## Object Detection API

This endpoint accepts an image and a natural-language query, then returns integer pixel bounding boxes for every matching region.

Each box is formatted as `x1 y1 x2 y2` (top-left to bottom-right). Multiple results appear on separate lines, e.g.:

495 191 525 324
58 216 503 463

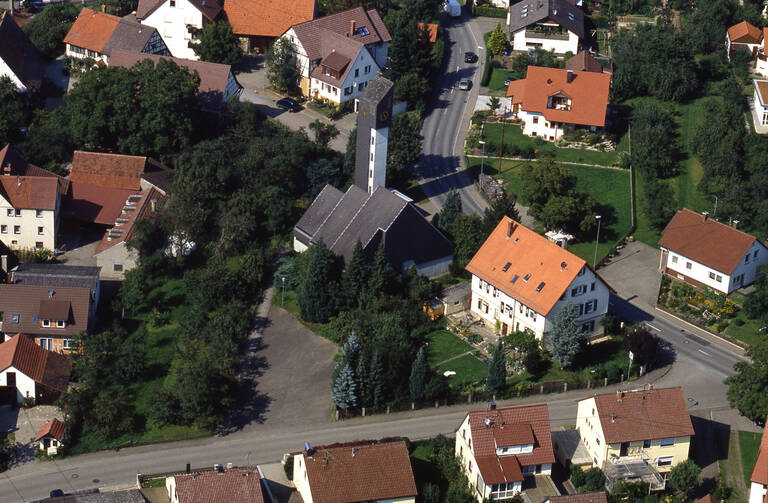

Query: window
35 242 43 249
370 153 374 161
686 262 692 270
11 240 16 246
371 135 375 145
333 87 338 95
657 456 673 466
37 226 43 235
56 320 65 328
114 263 124 272
36 210 43 218
582 320 595 332
39 339 52 350
364 65 371 74
595 436 600 445
14 209 19 217
344 86 353 95
755 250 759 259
11 314 18 323
478 299 483 309
660 437 675 447
585 299 597 314
5 209 12 217
170 0 175 6
13 226 19 234
42 319 50 327
716 274 722 282
643 439 652 448
746 254 750 264
591 282 595 291
0 225 6 234
671 256 678 264
468 460 472 472
355 68 359 77
532 116 539 124
571 285 587 297
709 272 716 280
578 267 586 276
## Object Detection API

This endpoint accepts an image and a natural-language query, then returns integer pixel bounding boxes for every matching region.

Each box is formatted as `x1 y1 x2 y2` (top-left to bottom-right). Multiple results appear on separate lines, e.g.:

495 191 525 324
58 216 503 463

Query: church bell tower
354 76 394 194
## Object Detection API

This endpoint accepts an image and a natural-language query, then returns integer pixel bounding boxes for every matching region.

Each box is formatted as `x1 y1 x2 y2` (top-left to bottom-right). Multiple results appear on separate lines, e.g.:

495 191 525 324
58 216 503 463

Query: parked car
276 97 299 112
458 79 472 90
464 51 479 63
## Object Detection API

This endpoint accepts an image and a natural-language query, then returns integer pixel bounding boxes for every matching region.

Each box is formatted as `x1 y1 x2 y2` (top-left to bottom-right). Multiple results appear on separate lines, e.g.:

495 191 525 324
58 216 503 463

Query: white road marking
646 324 661 332
698 349 711 356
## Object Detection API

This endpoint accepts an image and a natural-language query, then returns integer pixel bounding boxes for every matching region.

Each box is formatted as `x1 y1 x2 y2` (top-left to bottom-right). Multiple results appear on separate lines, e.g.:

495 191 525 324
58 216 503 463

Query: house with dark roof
505 66 611 141
166 466 267 503
455 404 555 501
658 208 768 295
282 7 390 103
0 283 96 353
0 10 46 92
136 0 222 59
0 334 71 404
466 217 611 340
293 440 417 503
750 420 768 503
575 387 694 491
565 50 611 74
36 417 65 454
63 8 169 64
9 263 101 314
507 0 583 54
293 184 453 277
108 50 242 113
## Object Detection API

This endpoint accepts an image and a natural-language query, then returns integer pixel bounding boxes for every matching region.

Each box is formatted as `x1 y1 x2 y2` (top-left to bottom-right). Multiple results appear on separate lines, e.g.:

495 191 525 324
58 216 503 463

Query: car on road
458 79 472 90
464 52 479 63
276 97 299 112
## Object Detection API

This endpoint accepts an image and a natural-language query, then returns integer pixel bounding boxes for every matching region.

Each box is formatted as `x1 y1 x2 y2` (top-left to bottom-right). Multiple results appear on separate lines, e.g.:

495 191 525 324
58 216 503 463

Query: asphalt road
415 14 488 215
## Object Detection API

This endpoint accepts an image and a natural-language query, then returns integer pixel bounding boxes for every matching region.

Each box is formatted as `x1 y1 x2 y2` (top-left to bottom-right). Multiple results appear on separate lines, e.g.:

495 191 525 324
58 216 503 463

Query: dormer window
42 319 50 328
547 94 571 111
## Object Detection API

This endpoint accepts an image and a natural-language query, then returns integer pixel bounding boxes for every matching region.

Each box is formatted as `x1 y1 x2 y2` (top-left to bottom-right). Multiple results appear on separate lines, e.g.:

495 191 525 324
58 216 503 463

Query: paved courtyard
597 240 662 306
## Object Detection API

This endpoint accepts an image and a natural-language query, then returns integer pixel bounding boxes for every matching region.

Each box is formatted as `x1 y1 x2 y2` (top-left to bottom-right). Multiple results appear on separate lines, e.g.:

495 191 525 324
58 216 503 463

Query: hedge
474 5 508 17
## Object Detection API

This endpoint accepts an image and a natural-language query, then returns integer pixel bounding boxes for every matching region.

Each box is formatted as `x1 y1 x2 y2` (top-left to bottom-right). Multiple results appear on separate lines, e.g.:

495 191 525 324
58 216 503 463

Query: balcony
604 454 666 492
525 29 570 41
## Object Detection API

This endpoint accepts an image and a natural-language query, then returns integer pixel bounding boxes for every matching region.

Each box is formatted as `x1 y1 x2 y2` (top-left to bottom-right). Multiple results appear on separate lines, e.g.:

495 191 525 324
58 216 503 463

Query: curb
653 306 747 351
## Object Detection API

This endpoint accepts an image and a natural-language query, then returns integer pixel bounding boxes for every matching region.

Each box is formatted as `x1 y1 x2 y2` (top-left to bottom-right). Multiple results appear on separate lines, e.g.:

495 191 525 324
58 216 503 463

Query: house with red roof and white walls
658 208 768 295
505 66 611 141
455 404 555 501
466 217 612 340
750 420 768 503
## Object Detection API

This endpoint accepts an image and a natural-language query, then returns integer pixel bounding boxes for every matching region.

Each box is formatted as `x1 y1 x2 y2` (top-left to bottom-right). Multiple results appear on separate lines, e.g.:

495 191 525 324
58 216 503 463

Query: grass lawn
538 335 630 384
468 157 632 263
438 354 488 387
488 68 516 91
740 430 763 487
726 311 764 347
271 288 338 342
719 429 748 503
481 122 624 166
427 330 474 366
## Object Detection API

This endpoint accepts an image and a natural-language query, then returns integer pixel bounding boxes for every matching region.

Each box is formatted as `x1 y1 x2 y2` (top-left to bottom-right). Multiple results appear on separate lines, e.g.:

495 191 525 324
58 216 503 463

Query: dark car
276 97 299 112
464 51 479 63
504 77 514 86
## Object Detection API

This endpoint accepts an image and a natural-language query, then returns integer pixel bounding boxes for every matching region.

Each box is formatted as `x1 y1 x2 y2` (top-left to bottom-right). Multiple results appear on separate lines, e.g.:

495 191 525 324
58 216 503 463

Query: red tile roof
728 20 761 44
751 422 768 485
70 151 146 191
658 208 764 275
290 7 390 61
0 176 59 210
301 440 417 503
584 387 695 444
0 145 70 195
565 51 608 74
35 418 65 442
173 468 265 503
94 187 165 254
137 0 221 22
466 217 599 316
549 492 607 503
65 182 136 225
0 334 71 392
223 0 316 37
465 404 555 484
505 66 611 128
63 8 120 53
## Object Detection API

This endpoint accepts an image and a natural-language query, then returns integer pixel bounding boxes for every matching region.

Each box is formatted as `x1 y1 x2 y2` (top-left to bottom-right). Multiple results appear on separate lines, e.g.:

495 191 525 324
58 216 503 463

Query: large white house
507 0 583 54
0 173 60 251
455 404 555 502
505 66 611 141
750 421 768 503
282 7 390 104
466 217 611 340
658 208 768 295
136 0 221 59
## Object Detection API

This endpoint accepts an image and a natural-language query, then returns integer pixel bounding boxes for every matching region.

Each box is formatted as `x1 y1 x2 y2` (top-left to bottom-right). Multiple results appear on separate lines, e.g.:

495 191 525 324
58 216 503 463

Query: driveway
235 56 354 154
597 240 662 306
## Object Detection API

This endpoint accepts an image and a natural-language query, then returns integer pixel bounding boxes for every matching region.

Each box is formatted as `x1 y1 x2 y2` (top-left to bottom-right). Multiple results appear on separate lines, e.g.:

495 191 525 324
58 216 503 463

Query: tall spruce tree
331 363 358 410
487 340 506 391
340 242 369 309
436 189 462 234
356 349 370 408
409 347 428 402
368 241 396 295
342 332 361 370
298 243 335 323
549 303 587 368
482 195 520 237
370 351 385 410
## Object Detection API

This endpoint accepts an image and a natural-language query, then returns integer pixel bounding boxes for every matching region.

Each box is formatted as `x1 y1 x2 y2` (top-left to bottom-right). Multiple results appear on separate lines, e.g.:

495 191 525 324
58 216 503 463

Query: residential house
0 334 71 404
507 0 583 54
565 50 611 74
455 404 555 501
166 466 267 503
726 20 762 57
8 263 101 315
32 489 147 503
293 440 417 503
546 493 607 503
224 0 317 53
466 217 612 340
108 49 242 114
575 387 694 490
63 8 169 64
0 171 61 251
136 0 221 59
293 184 454 277
0 283 95 352
752 79 768 132
658 208 768 295
282 7 390 102
749 420 768 503
35 417 65 454
505 66 611 141
0 10 46 91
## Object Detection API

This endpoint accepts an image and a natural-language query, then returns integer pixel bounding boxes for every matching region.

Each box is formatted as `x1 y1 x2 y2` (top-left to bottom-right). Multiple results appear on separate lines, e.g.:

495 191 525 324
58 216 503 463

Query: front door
6 372 15 388
620 442 629 456
535 464 542 474
502 323 508 336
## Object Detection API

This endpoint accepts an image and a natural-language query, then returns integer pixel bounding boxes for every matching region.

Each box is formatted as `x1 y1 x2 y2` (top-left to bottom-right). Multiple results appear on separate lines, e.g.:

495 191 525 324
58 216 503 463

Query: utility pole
479 140 487 177
713 195 719 219
498 114 506 173
593 215 602 269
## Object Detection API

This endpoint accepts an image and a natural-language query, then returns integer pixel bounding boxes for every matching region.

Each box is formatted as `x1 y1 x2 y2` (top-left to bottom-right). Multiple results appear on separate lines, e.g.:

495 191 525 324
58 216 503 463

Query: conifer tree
356 349 370 408
368 241 397 295
298 243 335 323
370 351 385 410
340 242 369 309
409 347 428 402
436 189 462 234
487 340 507 391
549 303 587 368
331 363 357 410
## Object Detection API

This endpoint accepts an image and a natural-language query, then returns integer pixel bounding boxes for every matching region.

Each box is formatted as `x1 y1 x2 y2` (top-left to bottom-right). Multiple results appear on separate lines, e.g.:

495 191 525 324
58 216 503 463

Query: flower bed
658 275 738 333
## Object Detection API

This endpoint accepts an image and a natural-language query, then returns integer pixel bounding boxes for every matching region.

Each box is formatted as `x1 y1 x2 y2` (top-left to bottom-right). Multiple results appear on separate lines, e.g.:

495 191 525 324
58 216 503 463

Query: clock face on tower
379 111 390 123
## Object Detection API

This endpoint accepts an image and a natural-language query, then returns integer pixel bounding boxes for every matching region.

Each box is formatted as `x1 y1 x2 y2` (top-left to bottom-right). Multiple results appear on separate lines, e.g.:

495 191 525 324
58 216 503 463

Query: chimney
304 442 314 457
702 211 709 222
101 3 105 12
610 413 615 423
150 198 157 212
185 463 191 474
3 163 11 176
616 390 623 402
0 255 6 275
351 447 356 457
350 19 356 37
566 69 575 83
732 219 740 229
647 383 653 391
16 176 21 187
48 289 54 298
138 18 142 33
489 401 496 410
506 220 514 238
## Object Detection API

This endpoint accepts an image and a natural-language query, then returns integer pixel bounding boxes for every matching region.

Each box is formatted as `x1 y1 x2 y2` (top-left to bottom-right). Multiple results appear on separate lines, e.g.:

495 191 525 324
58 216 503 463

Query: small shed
35 418 65 455
441 282 471 315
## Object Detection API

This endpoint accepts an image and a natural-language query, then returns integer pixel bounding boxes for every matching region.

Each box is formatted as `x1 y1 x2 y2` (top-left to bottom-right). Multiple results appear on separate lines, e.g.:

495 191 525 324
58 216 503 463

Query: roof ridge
677 207 758 240
311 185 354 241
330 187 373 250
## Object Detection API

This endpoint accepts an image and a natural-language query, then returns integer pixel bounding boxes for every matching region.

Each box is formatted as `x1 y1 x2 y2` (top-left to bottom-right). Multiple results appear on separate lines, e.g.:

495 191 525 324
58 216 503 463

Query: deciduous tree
308 120 339 149
22 3 81 57
726 337 768 422
0 77 28 146
667 459 701 494
193 20 242 65
487 22 507 55
265 37 299 94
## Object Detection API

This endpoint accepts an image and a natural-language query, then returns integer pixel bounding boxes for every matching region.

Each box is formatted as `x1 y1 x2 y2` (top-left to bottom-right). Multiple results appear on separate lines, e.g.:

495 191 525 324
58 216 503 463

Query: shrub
467 333 483 344
283 455 294 480
583 467 606 491
604 361 621 381
570 466 586 488
733 318 745 326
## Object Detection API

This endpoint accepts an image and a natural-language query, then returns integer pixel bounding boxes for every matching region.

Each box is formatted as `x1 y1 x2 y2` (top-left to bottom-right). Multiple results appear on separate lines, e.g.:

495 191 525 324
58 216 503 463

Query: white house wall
0 201 57 251
141 0 203 59
576 397 604 466
751 481 768 503
511 28 579 54
0 58 25 91
0 365 36 403
95 242 138 279
310 48 380 104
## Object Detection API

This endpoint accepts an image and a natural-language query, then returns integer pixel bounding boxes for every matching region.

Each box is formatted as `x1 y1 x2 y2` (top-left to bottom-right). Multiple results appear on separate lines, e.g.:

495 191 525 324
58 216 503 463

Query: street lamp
281 276 286 306
479 140 486 177
713 195 719 219
593 215 602 269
